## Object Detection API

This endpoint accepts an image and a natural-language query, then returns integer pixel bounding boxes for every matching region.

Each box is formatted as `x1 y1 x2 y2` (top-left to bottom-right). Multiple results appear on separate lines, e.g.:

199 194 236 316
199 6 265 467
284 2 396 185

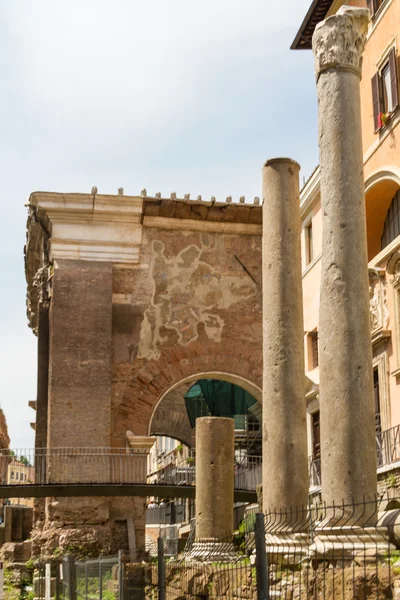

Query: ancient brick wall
112 225 263 446
26 194 263 556
48 259 112 449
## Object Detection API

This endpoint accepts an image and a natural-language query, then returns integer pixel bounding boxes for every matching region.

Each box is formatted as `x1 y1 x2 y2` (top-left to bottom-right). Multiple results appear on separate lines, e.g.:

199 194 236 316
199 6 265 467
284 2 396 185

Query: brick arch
149 381 195 447
113 340 262 445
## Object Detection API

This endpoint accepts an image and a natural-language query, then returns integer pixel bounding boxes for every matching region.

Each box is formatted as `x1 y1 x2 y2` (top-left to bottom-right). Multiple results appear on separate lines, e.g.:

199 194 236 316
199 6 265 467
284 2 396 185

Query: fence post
84 559 88 600
0 561 4 600
255 513 269 600
118 550 124 600
55 561 60 600
99 555 103 600
157 536 166 600
65 555 77 600
45 563 51 600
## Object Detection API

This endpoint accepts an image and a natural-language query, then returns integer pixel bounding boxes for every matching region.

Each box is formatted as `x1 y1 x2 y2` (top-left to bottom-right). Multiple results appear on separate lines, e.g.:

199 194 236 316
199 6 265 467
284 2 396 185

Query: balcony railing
309 457 321 488
308 424 400 490
376 424 400 468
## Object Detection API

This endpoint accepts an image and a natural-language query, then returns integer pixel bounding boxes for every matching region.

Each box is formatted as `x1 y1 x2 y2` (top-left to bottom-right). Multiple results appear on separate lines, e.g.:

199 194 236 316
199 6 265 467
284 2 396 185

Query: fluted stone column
191 417 235 559
262 158 308 514
312 7 377 506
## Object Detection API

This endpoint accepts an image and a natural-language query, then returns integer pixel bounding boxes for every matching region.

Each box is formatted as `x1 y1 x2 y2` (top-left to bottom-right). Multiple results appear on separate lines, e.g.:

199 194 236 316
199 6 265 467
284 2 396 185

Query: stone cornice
28 191 143 265
143 215 262 235
312 6 370 80
25 191 144 331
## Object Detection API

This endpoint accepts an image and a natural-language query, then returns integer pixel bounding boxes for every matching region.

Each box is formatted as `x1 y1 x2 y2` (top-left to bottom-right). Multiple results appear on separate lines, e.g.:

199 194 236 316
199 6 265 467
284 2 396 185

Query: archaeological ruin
1 2 396 598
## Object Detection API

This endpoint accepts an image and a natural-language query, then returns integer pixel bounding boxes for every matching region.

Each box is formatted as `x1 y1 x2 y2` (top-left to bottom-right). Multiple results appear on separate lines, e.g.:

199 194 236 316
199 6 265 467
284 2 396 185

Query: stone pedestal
191 417 235 560
312 6 377 509
261 158 308 514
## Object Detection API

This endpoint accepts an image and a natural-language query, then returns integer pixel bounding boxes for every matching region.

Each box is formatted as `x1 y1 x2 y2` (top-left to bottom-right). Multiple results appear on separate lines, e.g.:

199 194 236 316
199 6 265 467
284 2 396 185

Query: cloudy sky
0 0 318 449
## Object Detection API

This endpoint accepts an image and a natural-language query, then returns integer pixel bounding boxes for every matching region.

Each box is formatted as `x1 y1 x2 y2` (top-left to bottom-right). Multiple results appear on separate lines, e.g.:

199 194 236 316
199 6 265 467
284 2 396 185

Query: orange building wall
301 0 400 436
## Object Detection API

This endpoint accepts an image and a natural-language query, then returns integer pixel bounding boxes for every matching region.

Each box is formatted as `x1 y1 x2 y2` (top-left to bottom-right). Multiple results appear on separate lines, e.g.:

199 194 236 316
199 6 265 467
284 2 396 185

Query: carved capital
312 6 369 80
33 265 50 309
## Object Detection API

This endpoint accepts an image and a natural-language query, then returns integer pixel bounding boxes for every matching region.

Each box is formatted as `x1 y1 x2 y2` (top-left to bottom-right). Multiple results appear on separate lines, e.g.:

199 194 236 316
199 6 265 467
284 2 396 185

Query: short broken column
312 7 377 507
191 416 235 559
262 158 309 515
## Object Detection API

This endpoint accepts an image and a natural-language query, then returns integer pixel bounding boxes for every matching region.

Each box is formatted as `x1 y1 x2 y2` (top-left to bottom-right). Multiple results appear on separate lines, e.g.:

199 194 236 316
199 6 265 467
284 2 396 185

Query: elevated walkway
0 448 260 502
0 483 256 502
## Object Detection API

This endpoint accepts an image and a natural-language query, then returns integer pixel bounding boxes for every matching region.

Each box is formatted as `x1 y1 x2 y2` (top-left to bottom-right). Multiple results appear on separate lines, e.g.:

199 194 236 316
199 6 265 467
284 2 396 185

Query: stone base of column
186 539 238 562
308 526 395 561
265 527 394 564
265 532 310 566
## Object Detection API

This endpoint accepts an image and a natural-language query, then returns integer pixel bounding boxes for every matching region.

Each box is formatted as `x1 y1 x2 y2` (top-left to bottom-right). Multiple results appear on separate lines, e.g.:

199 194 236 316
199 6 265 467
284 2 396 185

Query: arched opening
365 168 400 260
149 374 262 457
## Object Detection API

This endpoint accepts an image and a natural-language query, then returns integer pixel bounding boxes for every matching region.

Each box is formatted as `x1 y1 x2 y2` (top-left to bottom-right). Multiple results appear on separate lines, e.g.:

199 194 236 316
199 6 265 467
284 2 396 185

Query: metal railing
234 455 262 491
309 456 321 488
1 448 149 486
376 423 400 468
308 424 400 490
0 448 262 491
6 428 400 495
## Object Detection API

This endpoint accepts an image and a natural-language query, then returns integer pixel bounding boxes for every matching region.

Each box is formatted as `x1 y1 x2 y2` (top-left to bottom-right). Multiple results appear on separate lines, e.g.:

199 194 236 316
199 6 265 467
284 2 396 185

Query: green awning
184 379 257 428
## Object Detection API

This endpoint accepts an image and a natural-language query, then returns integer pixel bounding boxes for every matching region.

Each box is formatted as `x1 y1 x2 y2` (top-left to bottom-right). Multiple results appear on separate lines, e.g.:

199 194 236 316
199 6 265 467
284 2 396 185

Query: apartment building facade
293 0 400 491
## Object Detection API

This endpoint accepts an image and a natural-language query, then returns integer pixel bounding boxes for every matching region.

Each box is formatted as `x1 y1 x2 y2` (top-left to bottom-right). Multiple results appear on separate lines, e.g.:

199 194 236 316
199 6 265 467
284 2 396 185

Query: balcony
308 424 400 490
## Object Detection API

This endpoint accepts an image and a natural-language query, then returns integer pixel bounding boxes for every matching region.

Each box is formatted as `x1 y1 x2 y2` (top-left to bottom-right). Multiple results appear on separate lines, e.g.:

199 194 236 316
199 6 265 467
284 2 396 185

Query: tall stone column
312 7 377 506
262 158 308 514
191 417 235 559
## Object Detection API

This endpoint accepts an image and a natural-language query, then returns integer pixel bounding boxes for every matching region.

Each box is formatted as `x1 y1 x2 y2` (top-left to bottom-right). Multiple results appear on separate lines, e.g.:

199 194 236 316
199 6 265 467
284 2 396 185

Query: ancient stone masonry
190 417 235 560
312 6 377 507
24 205 51 334
261 158 308 515
24 191 263 556
111 201 263 445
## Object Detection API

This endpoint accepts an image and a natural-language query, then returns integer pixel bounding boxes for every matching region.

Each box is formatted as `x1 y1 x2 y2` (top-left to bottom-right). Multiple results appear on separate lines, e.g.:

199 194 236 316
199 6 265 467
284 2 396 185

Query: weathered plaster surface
111 227 262 443
138 236 257 360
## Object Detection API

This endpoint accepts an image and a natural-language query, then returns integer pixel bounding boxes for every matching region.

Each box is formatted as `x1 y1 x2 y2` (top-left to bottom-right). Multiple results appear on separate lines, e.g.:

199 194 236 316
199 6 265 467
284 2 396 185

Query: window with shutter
382 63 394 112
372 48 399 132
389 48 399 111
371 73 382 132
371 0 389 15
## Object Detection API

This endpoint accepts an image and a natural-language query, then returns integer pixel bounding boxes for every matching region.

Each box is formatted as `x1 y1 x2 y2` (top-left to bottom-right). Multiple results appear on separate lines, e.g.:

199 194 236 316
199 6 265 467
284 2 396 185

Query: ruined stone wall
48 259 112 449
28 199 263 557
112 225 263 445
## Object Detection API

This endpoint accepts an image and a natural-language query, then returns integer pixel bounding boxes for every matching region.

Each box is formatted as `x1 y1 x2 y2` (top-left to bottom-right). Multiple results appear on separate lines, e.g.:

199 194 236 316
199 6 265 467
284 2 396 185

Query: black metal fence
32 496 400 599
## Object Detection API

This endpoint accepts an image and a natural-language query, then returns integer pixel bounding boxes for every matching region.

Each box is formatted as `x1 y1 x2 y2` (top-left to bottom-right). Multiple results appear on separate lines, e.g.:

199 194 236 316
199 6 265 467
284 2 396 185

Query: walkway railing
0 448 262 492
5 427 400 496
2 448 149 486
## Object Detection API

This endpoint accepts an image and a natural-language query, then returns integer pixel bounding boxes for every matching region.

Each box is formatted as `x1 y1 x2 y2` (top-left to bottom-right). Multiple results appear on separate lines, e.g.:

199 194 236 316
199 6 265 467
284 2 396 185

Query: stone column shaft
193 417 234 558
312 7 377 506
262 158 308 513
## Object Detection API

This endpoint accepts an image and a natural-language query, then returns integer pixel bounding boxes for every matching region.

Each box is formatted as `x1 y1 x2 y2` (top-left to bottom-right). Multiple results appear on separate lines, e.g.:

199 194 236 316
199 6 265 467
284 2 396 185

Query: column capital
312 6 369 80
126 431 156 453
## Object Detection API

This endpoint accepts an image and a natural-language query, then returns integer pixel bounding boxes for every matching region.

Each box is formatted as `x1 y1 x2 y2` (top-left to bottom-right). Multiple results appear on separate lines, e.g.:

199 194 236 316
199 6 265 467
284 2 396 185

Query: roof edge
291 0 335 50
